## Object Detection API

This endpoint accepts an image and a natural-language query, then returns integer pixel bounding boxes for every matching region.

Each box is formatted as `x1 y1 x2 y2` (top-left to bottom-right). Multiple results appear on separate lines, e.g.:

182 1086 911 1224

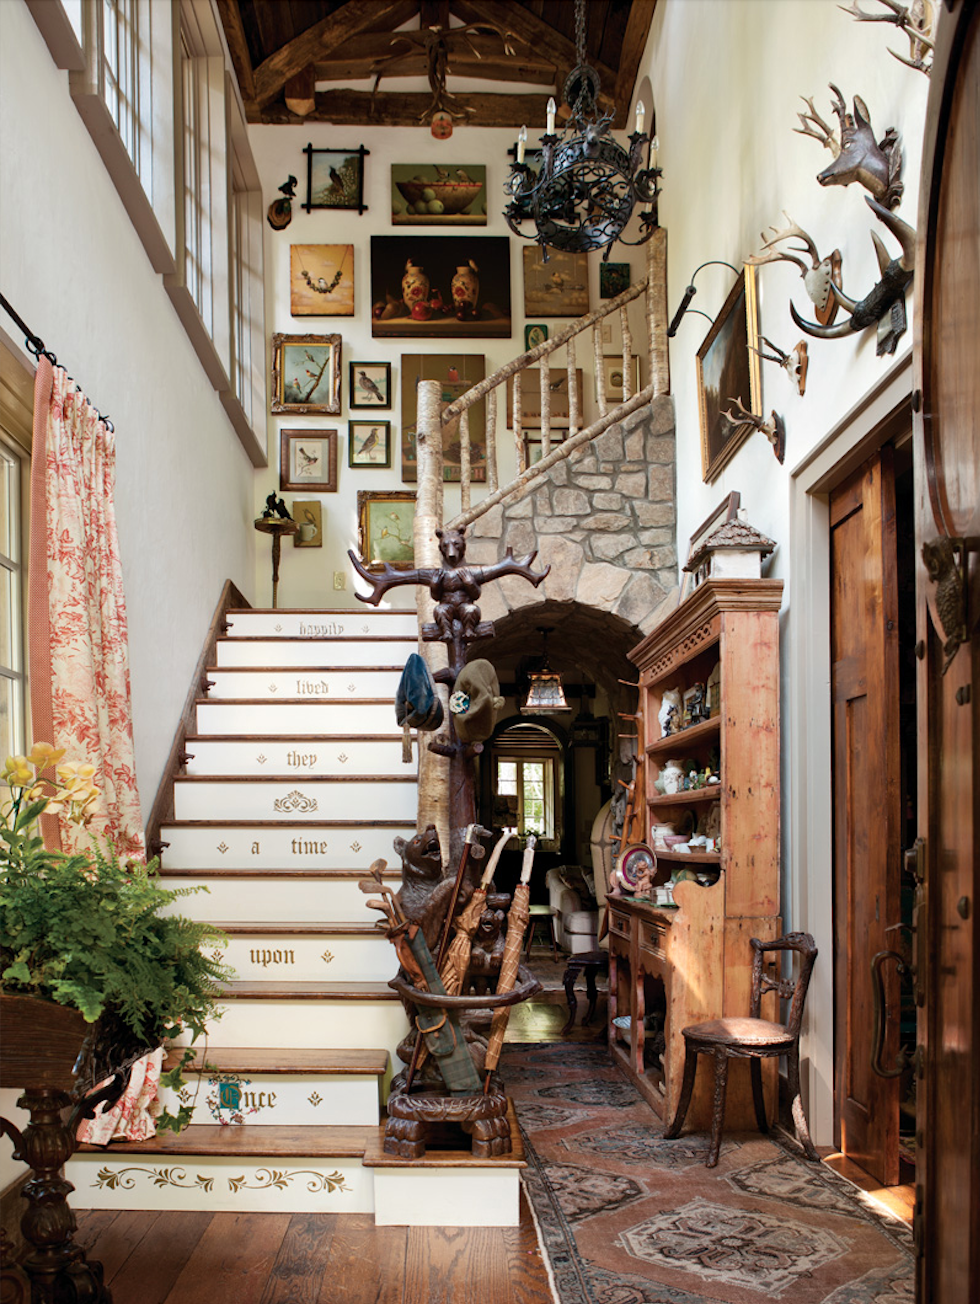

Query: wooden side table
254 516 299 608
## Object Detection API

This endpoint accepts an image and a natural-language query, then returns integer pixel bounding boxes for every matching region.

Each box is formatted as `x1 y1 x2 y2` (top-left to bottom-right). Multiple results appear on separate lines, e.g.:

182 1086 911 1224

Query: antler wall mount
795 84 904 209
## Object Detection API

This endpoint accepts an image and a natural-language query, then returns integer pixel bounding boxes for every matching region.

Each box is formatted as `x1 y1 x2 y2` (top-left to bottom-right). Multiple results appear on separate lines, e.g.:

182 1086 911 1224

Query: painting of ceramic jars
370 236 512 338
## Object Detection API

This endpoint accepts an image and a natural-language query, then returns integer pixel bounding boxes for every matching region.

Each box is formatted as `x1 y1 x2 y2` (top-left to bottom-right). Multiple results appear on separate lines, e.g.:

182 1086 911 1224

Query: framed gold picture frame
279 428 338 493
357 490 416 571
271 333 342 414
696 266 762 482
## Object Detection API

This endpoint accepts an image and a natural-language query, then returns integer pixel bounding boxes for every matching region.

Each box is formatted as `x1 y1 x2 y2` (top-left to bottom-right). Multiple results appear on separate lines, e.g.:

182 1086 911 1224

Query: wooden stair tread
174 775 417 785
362 1103 525 1170
211 920 383 935
196 697 395 706
217 635 415 643
221 980 398 1000
183 733 408 742
76 1124 376 1158
160 819 411 828
156 867 400 880
163 1047 389 1075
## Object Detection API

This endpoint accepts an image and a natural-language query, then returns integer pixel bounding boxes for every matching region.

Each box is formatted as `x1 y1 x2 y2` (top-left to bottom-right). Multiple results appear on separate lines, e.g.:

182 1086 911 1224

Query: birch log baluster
486 387 498 492
621 307 634 401
484 836 536 1088
649 227 670 396
513 366 525 473
567 339 579 436
594 323 607 417
459 407 471 513
539 360 551 459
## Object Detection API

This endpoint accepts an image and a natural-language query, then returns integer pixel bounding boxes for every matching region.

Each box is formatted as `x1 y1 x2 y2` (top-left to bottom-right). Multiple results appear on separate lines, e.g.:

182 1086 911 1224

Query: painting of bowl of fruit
391 164 486 225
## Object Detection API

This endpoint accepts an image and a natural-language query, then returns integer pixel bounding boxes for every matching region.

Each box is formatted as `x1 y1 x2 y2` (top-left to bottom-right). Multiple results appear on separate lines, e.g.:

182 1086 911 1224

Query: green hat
450 659 504 744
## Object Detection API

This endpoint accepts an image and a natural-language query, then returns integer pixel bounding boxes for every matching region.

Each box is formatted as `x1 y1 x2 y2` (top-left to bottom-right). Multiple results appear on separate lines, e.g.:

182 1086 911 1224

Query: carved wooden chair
664 932 819 1168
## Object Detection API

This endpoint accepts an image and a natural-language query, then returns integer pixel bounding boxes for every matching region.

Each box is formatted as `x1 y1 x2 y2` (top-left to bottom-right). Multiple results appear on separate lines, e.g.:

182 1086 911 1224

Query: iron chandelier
503 0 661 261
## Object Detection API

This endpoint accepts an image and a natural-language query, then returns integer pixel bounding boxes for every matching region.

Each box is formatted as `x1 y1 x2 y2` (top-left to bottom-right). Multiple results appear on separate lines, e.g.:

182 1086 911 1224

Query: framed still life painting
290 245 354 317
357 490 416 571
271 334 341 414
391 163 487 226
696 266 762 482
371 236 511 339
279 428 338 493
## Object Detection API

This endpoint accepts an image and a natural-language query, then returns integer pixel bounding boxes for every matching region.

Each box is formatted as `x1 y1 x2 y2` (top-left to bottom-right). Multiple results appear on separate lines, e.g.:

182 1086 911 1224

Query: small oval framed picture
349 420 392 468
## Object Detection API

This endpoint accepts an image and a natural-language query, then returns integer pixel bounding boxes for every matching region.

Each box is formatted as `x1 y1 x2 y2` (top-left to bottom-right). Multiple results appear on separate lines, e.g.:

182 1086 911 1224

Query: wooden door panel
831 451 901 1184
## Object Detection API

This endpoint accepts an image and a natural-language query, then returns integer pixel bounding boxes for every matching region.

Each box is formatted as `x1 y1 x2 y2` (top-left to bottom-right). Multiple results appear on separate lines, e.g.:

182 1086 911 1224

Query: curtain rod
0 291 113 431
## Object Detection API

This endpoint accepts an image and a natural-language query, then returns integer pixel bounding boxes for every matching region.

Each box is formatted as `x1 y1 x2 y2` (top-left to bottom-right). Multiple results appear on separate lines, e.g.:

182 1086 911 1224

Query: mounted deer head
803 85 904 209
751 337 809 396
745 214 842 326
839 0 935 77
721 397 786 465
789 197 915 355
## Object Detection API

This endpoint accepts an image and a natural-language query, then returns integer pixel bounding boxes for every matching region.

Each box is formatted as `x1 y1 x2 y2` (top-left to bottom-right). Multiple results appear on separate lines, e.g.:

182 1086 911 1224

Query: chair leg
548 912 560 963
787 1047 819 1161
750 1058 769 1134
706 1050 729 1168
664 1045 698 1139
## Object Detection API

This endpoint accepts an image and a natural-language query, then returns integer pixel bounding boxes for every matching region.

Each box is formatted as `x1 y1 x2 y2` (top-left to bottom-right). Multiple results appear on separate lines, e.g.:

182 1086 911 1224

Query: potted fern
0 743 231 1130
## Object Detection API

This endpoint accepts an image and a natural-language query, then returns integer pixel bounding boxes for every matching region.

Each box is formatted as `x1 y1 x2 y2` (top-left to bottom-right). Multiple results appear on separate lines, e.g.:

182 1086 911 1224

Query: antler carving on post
745 214 843 327
789 196 915 355
750 337 809 396
721 397 786 465
839 0 935 76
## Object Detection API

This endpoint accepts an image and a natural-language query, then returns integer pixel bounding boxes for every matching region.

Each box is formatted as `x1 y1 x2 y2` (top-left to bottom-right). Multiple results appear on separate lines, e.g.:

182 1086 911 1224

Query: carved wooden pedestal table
254 516 299 608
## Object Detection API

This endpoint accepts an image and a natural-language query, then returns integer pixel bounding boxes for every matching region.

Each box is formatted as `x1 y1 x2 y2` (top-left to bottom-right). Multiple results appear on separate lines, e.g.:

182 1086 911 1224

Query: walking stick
483 835 536 1090
404 823 490 1092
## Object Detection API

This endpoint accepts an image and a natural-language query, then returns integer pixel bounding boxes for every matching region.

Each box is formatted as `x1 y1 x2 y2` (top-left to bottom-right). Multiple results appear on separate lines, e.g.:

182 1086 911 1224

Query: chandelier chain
574 0 587 68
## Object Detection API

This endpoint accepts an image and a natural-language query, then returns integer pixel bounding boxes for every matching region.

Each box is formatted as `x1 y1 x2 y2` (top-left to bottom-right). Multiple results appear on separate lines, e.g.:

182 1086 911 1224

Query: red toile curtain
27 356 144 858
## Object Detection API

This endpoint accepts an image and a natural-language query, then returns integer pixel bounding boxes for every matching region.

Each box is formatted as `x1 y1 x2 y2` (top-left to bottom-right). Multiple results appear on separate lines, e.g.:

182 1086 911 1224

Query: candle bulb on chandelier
635 101 645 135
546 97 556 134
517 125 527 164
651 135 660 168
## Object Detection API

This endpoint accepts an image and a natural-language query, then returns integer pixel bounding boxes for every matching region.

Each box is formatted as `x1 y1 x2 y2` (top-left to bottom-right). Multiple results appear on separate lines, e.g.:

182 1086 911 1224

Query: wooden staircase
65 607 524 1225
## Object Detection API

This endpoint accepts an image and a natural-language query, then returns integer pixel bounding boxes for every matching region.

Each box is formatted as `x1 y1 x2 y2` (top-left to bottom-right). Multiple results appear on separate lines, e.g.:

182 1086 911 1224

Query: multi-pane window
0 434 26 762
495 757 554 840
101 0 142 173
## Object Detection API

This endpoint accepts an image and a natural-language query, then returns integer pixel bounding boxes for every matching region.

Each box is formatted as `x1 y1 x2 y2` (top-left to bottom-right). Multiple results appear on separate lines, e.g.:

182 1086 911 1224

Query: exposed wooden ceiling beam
613 0 657 124
214 0 255 103
252 0 418 107
250 89 553 130
285 66 316 118
450 0 617 95
314 33 556 87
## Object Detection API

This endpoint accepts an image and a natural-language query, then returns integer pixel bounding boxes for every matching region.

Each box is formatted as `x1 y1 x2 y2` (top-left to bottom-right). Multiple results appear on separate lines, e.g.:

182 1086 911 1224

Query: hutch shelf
609 577 784 1128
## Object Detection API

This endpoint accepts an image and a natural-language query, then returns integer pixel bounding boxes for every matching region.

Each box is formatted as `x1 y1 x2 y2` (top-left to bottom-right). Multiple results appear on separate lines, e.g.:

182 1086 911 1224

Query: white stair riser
158 877 395 921
157 1073 381 1127
196 701 394 734
184 739 412 777
66 1154 373 1214
225 611 416 638
183 1000 407 1065
159 823 413 870
173 780 417 823
205 669 402 700
373 1168 520 1227
220 933 392 983
216 639 416 668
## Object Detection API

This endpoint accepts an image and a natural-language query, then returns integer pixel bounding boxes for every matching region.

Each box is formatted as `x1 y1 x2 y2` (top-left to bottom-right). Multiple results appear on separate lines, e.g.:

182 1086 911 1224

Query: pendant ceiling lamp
520 628 572 715
504 0 661 260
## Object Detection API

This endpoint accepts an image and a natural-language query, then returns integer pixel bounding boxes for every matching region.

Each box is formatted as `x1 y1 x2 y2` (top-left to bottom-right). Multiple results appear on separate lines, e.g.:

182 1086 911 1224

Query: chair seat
681 1016 795 1052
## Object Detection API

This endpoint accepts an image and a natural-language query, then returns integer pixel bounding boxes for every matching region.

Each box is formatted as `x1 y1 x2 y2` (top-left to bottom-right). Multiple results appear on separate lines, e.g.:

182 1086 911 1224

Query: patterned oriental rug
498 1042 913 1304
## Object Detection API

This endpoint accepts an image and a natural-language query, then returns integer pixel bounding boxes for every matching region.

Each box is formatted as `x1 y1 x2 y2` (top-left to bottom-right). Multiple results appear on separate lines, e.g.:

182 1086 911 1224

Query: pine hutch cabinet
609 577 784 1128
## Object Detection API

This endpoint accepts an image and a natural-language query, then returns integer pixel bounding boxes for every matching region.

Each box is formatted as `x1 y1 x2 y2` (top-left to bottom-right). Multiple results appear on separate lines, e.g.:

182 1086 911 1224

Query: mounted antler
745 214 842 326
794 96 840 154
839 0 935 76
721 397 786 465
790 197 915 355
804 84 904 209
750 337 809 396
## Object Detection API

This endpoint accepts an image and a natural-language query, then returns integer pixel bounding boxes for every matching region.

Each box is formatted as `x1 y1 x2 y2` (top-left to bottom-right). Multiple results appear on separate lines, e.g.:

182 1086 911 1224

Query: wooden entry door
913 2 980 1299
830 448 902 1185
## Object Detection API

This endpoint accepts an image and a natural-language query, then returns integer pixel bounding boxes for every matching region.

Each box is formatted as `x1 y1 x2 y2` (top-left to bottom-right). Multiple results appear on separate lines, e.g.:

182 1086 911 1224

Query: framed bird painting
279 429 338 493
349 421 391 468
271 334 341 414
349 362 392 409
290 245 354 317
302 144 369 214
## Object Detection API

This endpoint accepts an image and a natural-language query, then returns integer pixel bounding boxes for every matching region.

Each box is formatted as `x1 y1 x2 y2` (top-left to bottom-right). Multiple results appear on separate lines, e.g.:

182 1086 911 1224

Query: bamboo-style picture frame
271 334 341 414
357 490 416 571
279 428 338 493
696 266 762 482
302 144 369 214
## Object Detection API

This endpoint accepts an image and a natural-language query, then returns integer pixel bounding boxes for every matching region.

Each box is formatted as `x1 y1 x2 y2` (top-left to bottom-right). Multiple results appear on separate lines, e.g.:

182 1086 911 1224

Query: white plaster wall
0 1 257 823
248 122 651 611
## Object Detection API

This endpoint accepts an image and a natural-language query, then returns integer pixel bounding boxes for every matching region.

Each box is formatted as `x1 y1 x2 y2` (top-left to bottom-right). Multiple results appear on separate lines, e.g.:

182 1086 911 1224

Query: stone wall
466 395 677 638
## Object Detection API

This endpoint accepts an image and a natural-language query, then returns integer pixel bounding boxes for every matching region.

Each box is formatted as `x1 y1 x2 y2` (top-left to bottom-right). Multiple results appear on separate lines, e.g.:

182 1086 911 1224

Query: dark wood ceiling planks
217 0 657 129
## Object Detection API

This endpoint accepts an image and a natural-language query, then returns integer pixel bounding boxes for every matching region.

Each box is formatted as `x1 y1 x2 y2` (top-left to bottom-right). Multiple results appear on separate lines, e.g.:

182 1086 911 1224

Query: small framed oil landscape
391 164 487 226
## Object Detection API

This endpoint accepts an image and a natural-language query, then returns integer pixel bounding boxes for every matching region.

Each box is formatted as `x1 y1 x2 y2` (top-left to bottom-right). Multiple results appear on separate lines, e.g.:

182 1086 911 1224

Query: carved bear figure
468 906 507 995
